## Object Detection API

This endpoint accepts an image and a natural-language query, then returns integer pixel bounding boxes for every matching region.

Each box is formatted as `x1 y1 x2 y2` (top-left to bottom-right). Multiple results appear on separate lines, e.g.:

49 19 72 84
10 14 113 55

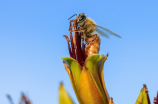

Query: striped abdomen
85 34 100 56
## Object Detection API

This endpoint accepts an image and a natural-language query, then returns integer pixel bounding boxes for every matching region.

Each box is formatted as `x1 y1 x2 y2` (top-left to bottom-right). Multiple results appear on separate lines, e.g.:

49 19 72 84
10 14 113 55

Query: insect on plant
68 13 121 56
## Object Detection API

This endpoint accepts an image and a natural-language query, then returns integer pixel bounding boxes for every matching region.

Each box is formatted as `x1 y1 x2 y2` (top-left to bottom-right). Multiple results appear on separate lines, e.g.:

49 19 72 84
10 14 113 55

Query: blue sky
0 0 158 104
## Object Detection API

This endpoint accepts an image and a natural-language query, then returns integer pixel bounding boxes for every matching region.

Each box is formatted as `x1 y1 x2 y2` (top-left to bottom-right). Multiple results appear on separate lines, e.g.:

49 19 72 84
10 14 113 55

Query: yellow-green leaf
135 84 150 104
80 54 109 104
61 57 82 103
59 83 74 104
80 66 105 104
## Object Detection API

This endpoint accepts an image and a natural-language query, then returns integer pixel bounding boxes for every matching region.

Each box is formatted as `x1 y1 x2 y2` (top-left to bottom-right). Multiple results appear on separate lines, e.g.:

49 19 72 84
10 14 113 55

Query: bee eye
77 15 86 23
81 15 85 19
79 16 85 21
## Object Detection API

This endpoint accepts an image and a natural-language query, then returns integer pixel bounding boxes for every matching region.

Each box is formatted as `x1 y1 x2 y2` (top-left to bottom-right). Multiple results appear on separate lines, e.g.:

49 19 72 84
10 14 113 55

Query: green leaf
59 83 74 104
61 57 82 103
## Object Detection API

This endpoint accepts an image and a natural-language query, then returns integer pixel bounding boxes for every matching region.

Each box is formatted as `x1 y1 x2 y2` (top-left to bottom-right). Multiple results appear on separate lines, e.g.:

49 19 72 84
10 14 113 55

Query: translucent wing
96 28 109 38
93 24 121 38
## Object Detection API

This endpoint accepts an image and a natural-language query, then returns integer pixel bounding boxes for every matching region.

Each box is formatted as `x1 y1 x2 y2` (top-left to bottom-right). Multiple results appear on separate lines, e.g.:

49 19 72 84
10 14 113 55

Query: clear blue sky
0 0 158 104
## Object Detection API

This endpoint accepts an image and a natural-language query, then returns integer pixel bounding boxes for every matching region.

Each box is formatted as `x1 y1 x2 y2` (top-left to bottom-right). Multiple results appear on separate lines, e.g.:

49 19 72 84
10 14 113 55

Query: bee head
77 13 87 23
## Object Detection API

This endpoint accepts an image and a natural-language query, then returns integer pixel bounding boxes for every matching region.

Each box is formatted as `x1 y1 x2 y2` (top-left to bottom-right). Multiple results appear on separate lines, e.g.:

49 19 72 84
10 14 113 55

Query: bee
69 13 121 56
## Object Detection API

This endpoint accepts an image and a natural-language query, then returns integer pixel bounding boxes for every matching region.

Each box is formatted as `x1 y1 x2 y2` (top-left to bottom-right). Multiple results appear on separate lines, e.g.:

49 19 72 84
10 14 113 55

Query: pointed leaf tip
109 97 114 104
59 83 74 104
136 84 150 104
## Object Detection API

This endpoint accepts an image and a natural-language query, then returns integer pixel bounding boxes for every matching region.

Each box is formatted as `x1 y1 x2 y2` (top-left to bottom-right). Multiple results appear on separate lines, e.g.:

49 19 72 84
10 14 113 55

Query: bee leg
69 19 77 32
85 34 97 47
81 31 85 41
69 22 72 31
79 27 87 31
85 41 92 48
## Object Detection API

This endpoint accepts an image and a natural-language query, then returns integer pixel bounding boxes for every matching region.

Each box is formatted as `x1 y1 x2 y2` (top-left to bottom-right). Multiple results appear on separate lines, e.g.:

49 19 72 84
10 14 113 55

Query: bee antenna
68 14 77 20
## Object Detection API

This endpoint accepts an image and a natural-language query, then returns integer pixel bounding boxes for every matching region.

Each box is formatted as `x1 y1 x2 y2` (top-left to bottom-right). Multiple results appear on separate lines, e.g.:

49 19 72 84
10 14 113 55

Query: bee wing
94 24 121 38
95 28 109 38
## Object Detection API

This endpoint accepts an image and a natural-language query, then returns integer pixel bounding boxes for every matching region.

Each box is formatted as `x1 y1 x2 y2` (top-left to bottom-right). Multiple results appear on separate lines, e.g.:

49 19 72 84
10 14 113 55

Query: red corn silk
70 31 76 59
64 20 86 67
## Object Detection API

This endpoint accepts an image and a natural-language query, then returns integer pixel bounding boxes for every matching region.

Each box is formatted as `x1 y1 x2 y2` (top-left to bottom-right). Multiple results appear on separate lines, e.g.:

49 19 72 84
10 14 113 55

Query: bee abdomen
85 34 100 56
